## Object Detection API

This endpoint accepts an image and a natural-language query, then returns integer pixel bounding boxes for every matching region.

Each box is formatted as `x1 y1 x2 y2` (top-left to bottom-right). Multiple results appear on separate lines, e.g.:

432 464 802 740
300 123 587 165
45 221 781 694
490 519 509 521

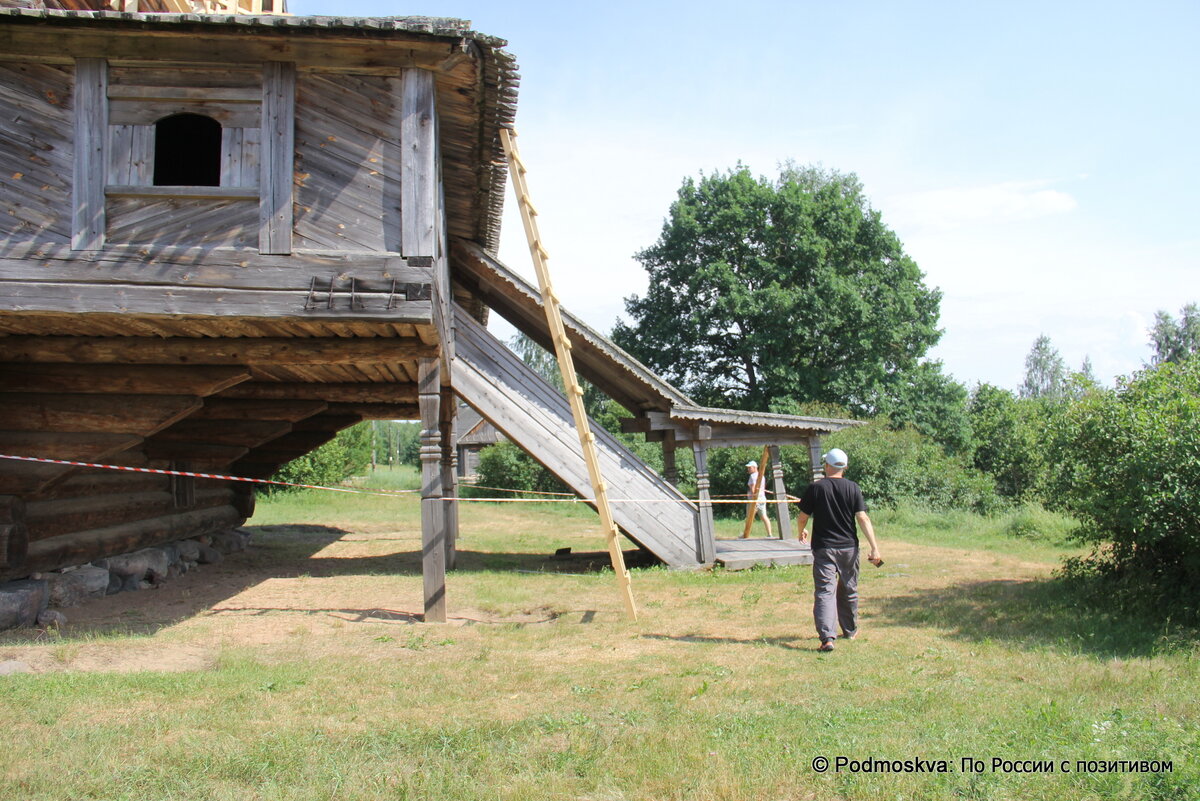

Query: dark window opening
153 113 222 187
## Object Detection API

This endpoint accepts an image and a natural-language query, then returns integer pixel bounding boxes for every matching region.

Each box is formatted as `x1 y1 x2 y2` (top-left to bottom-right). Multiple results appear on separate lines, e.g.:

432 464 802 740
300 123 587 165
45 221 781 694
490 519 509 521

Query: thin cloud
886 180 1078 230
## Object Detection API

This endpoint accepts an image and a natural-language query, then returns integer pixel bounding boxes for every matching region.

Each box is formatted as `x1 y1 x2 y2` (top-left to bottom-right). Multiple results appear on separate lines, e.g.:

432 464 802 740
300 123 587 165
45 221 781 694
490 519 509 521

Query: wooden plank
1 336 437 365
72 57 107 251
0 364 250 396
107 185 260 200
259 61 295 255
400 68 436 258
109 99 261 128
108 66 261 90
108 85 261 102
418 356 446 623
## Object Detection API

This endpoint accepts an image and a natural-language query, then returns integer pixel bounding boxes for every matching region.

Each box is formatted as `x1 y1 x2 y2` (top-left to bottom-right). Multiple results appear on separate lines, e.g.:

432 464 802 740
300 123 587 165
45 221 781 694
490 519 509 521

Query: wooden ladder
499 127 637 621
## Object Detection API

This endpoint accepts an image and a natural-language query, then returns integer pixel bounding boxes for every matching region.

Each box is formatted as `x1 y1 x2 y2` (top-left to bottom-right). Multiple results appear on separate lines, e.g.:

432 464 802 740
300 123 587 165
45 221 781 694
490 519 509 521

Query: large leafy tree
612 164 943 417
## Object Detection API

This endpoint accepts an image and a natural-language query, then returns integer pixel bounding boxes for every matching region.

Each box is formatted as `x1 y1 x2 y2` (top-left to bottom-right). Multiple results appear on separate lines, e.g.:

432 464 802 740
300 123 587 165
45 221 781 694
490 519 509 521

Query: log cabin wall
0 12 518 585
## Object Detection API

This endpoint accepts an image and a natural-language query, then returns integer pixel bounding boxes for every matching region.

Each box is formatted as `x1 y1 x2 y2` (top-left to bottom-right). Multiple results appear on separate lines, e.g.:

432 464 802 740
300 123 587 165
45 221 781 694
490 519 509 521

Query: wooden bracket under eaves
499 127 638 622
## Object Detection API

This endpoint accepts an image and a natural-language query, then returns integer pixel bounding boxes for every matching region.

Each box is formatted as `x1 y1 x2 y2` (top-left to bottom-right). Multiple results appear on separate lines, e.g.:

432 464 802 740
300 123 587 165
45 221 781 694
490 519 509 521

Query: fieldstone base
0 527 253 631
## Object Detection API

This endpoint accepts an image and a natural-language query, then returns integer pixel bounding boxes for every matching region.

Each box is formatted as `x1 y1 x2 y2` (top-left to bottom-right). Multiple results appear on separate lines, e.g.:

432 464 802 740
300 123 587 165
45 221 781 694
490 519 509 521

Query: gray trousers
812 547 859 641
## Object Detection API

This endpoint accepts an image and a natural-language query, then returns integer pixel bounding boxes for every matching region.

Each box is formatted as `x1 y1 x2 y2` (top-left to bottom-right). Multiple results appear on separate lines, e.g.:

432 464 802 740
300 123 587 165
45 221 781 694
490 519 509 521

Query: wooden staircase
450 306 704 567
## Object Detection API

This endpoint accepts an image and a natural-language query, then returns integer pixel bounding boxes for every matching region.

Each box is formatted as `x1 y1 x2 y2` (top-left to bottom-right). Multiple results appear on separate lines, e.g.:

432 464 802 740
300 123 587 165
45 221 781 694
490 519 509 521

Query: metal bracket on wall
305 276 432 311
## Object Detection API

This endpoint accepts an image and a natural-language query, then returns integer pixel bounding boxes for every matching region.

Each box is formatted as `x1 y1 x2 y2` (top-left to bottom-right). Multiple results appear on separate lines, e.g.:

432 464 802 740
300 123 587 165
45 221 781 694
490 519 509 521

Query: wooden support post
808 436 824 481
72 58 107 251
418 357 446 622
691 435 716 564
768 444 791 539
662 431 679 487
260 61 295 255
440 390 458 570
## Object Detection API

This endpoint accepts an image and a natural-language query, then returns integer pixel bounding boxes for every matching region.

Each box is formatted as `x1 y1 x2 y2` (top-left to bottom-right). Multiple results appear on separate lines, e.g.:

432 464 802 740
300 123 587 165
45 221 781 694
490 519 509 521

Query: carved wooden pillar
808 436 824 481
418 357 446 622
691 426 716 564
768 444 791 539
439 391 458 570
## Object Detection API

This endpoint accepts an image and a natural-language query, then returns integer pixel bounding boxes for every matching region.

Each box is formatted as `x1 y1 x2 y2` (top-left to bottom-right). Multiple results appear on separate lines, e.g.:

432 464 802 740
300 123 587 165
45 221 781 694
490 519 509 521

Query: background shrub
1047 359 1200 617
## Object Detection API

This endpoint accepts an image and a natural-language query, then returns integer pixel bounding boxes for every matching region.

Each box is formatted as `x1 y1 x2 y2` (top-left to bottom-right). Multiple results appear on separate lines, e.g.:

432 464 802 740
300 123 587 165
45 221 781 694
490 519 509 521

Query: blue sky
293 0 1198 390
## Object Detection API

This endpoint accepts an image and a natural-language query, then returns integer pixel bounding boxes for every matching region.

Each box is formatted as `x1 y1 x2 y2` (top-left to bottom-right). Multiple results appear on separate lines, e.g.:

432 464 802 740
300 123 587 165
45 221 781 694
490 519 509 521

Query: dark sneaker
818 639 835 652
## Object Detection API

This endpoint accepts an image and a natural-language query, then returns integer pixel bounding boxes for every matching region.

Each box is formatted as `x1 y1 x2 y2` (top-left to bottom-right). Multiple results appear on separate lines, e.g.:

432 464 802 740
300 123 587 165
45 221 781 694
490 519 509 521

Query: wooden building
0 8 855 621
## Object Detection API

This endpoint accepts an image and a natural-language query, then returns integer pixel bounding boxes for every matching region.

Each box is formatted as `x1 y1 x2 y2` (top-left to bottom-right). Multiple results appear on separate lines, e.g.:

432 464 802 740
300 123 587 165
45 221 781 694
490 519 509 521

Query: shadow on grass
640 633 811 651
6 525 647 640
878 576 1198 659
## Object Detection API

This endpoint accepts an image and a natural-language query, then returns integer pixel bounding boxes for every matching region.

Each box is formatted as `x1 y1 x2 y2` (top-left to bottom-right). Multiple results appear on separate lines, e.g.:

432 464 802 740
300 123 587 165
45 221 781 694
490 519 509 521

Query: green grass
0 472 1195 801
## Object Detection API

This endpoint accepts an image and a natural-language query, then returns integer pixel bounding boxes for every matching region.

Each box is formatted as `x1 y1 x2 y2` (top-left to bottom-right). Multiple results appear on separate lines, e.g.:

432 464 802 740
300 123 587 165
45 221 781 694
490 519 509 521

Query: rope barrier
0 453 799 507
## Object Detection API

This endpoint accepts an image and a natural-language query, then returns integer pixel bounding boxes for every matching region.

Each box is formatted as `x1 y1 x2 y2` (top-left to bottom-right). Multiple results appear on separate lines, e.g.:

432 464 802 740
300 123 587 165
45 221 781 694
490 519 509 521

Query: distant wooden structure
455 404 500 480
0 8 857 621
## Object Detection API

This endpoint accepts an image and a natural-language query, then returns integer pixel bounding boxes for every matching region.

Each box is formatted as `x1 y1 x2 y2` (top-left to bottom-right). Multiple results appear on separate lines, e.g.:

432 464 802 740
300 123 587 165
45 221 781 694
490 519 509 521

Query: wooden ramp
451 306 703 567
714 538 815 571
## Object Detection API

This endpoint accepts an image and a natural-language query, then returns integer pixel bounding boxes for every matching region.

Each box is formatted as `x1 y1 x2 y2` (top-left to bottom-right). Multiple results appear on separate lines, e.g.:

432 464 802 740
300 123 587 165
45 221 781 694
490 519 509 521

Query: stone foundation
0 527 253 631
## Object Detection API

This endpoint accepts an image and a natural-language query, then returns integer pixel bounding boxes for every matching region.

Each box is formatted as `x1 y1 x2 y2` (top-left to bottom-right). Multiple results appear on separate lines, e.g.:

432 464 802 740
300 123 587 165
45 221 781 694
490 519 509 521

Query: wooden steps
451 306 703 567
713 538 815 571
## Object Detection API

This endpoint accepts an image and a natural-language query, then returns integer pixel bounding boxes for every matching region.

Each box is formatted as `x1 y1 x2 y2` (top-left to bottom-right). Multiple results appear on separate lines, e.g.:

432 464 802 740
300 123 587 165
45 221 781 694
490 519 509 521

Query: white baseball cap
823 448 848 469
745 460 758 468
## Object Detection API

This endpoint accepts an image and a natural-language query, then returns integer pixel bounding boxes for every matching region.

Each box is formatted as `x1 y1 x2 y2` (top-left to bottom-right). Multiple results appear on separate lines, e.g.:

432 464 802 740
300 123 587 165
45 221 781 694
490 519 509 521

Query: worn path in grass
1 477 1196 800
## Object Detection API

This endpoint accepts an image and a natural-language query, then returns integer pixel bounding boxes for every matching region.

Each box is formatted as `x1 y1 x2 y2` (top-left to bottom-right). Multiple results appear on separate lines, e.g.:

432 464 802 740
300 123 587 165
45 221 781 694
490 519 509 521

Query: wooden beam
72 57 107 251
327 402 419 420
143 442 250 465
0 364 250 396
290 414 363 433
0 25 464 72
151 420 293 448
260 61 295 255
1 336 438 364
0 432 143 495
0 282 434 322
400 69 437 259
216 382 418 403
192 399 328 422
0 246 430 290
0 394 202 435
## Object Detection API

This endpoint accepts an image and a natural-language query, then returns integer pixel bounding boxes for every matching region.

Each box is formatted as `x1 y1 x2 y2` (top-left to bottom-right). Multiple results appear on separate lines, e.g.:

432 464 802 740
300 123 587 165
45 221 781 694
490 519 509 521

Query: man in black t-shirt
796 448 882 652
